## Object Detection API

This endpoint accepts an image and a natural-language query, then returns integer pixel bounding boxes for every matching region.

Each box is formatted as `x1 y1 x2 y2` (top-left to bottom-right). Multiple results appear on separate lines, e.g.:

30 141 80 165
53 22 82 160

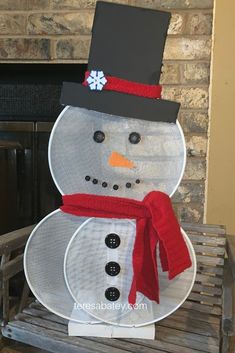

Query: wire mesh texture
25 209 196 326
49 106 186 199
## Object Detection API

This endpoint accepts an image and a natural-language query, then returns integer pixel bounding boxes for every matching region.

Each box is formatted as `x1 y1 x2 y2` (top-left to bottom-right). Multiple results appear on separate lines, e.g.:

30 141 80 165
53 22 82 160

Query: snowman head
49 106 185 200
49 2 185 200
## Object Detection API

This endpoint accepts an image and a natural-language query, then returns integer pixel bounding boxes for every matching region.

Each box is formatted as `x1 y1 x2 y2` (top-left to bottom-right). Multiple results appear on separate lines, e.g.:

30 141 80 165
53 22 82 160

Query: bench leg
18 281 30 313
222 334 230 353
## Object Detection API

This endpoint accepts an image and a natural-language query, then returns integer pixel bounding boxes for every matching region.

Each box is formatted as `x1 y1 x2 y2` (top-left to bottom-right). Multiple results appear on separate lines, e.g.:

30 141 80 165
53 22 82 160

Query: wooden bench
0 223 234 353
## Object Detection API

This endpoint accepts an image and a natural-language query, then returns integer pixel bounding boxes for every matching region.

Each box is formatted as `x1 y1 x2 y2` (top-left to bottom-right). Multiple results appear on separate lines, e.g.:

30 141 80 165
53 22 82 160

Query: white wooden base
68 306 155 338
68 320 155 339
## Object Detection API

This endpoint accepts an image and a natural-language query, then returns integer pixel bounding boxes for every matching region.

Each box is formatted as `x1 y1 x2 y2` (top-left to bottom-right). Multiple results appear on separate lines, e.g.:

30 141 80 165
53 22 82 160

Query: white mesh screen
64 218 143 323
49 106 186 198
24 211 196 326
64 217 196 326
24 210 98 323
24 104 196 327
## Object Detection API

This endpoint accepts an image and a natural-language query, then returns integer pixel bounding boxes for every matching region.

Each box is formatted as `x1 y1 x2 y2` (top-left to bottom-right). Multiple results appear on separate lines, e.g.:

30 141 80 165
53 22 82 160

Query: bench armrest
226 234 235 280
0 225 35 256
0 225 35 325
222 235 235 339
222 259 234 336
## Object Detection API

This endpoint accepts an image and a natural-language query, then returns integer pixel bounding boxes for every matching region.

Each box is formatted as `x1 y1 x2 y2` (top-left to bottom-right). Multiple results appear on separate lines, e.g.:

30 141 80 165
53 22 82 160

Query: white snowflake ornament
87 70 107 91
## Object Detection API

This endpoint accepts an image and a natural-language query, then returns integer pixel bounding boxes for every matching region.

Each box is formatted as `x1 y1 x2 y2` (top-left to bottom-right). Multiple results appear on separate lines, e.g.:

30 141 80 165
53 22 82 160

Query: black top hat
61 1 180 123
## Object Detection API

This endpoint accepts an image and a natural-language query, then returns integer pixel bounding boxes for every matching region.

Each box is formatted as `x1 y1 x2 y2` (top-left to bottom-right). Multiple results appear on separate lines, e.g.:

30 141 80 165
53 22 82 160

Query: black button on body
105 233 120 249
105 262 120 276
105 287 120 301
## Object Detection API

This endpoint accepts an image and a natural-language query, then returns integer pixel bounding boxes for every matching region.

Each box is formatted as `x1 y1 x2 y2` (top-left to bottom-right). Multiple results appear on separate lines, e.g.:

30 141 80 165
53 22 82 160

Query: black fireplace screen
0 64 86 235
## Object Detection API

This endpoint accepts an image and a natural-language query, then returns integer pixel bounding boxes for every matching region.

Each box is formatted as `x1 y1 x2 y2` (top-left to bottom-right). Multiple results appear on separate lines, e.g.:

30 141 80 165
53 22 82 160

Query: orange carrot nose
108 151 135 169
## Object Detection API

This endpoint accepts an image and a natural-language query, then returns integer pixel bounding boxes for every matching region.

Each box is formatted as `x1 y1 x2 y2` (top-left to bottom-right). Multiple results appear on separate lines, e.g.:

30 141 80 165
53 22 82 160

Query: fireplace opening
0 64 87 121
0 64 86 235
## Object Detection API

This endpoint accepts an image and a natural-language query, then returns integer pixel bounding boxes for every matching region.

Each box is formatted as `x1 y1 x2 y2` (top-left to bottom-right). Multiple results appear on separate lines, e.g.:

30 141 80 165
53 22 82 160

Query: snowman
24 1 196 329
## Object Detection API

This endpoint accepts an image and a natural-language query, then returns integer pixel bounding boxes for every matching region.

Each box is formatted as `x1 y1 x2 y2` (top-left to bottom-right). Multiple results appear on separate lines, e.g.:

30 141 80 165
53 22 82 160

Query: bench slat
183 301 221 315
122 338 207 353
192 283 222 296
188 292 222 306
196 265 223 276
189 234 226 246
155 326 219 353
194 245 225 256
23 307 68 326
196 255 224 266
195 274 223 286
158 315 220 338
4 320 131 353
182 223 225 235
169 308 220 325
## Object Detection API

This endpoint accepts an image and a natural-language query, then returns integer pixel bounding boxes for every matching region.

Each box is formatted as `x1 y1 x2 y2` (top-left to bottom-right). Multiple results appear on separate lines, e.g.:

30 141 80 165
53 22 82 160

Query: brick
164 37 211 60
174 203 203 223
51 0 96 9
160 0 213 9
184 158 206 180
129 0 161 9
28 12 93 35
173 181 204 203
51 0 129 10
0 14 26 35
28 0 51 10
185 135 207 157
0 0 27 10
181 62 210 84
56 37 91 60
160 62 180 84
0 38 50 60
163 87 209 109
168 13 185 35
186 13 213 35
179 111 208 133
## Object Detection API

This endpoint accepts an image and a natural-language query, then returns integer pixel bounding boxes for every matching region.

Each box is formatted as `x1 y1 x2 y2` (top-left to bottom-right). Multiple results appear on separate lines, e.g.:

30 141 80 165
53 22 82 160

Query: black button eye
129 132 141 144
93 130 105 143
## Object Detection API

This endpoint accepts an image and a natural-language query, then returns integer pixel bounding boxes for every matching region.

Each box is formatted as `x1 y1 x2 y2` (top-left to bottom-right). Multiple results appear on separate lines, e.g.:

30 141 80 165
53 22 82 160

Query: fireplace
0 64 86 235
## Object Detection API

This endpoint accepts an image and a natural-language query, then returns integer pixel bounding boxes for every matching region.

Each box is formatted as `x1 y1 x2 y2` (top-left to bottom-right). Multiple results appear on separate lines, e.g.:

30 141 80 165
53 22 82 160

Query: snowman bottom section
24 209 196 327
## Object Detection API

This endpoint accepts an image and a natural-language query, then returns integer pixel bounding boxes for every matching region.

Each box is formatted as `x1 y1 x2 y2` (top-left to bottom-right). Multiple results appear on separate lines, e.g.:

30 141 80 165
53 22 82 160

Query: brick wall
0 0 213 223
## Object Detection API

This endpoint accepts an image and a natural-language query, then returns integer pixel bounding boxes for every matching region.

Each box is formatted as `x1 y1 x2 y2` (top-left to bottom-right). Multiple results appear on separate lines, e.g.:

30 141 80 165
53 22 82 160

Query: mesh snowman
24 1 196 328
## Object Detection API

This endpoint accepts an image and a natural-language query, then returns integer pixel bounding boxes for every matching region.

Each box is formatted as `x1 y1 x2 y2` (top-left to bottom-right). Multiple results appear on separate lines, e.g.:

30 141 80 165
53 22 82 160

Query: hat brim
60 82 180 123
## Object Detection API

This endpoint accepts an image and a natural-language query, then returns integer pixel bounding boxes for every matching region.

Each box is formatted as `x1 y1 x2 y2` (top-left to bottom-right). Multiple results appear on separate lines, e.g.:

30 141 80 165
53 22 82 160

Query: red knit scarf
61 191 192 305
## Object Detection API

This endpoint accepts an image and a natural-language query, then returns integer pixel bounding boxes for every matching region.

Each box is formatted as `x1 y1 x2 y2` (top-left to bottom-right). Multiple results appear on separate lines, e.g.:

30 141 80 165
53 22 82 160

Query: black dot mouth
85 176 141 190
